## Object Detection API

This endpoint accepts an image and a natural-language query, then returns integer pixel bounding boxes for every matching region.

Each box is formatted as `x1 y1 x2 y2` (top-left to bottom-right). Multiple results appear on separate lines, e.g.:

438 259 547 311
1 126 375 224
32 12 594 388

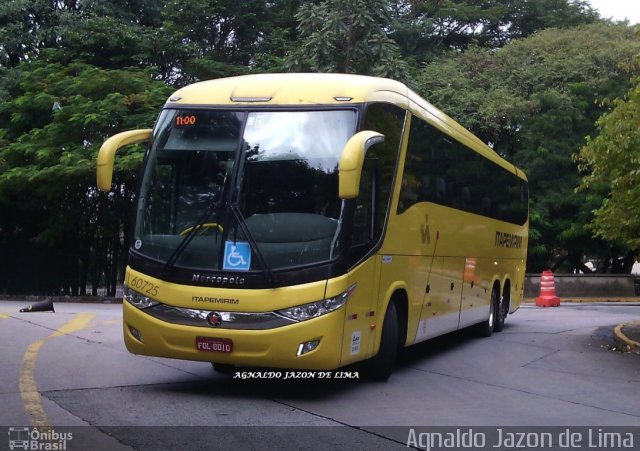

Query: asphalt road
0 300 638 450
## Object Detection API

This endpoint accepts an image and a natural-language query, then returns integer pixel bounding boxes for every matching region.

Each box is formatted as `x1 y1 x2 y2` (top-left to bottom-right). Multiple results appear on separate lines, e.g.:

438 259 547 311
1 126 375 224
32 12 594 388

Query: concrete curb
523 297 640 304
1 296 122 304
613 321 640 354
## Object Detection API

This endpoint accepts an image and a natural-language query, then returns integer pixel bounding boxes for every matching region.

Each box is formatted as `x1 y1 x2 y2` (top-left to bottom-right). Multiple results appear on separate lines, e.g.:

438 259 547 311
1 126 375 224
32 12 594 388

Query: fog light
129 325 143 343
296 339 320 356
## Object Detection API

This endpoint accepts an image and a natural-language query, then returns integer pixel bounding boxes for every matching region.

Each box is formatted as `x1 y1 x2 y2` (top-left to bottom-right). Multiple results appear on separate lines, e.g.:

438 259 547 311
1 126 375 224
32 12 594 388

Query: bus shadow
397 328 477 368
157 324 512 401
397 322 514 368
157 369 363 400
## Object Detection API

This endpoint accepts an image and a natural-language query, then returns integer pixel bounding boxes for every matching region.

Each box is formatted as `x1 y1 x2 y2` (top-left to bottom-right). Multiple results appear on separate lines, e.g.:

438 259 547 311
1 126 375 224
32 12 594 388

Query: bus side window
351 158 375 247
398 113 528 225
356 103 405 243
346 102 404 264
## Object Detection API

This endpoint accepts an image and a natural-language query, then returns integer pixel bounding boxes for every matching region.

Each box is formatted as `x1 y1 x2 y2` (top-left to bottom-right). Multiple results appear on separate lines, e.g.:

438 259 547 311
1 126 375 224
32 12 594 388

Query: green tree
0 0 163 70
286 0 412 82
577 80 640 251
388 0 599 66
417 23 640 272
252 0 304 73
0 0 67 67
159 0 271 84
0 58 171 295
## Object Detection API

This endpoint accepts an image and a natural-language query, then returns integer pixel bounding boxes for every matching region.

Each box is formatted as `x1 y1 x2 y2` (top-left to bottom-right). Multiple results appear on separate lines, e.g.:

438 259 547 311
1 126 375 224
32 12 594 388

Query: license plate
196 336 233 353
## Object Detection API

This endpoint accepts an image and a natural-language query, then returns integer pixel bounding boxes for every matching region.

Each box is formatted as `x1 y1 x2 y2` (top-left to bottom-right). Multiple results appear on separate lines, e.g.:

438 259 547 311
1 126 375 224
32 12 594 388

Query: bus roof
166 73 526 181
166 73 408 106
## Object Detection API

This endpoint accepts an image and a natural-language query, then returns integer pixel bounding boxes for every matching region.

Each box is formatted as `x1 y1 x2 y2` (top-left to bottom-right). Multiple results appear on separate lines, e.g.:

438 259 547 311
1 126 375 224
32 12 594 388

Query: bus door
340 257 381 367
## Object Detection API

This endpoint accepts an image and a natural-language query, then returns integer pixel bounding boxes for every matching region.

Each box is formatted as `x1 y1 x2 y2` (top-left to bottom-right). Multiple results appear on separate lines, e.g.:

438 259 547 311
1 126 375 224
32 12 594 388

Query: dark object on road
20 298 55 313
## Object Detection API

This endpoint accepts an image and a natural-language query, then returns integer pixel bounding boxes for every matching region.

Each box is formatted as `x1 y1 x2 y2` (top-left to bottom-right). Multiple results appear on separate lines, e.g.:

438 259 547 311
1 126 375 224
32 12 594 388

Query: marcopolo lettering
495 231 523 249
192 273 246 286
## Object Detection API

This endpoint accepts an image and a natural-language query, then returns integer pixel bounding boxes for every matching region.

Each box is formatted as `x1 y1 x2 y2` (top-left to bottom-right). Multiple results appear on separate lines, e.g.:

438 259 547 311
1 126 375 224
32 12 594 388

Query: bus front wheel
211 363 235 374
364 301 399 381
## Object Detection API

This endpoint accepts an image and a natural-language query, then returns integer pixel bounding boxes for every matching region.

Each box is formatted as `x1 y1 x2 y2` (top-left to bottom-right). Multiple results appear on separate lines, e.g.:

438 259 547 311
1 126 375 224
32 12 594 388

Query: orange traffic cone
535 270 560 307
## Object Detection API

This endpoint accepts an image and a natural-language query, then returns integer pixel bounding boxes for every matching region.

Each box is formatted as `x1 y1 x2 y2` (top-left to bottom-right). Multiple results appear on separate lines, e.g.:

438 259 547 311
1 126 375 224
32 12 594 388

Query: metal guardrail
524 274 640 298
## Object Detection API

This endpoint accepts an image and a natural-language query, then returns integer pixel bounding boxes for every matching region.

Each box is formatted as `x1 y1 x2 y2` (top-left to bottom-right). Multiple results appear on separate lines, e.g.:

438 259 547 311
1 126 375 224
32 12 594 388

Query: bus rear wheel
477 286 499 337
364 301 398 381
494 293 506 332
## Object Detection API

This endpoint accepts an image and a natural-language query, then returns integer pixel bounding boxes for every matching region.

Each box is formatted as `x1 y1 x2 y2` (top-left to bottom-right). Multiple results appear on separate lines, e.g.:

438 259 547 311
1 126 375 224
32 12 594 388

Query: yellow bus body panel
124 300 346 369
124 264 384 369
380 200 528 346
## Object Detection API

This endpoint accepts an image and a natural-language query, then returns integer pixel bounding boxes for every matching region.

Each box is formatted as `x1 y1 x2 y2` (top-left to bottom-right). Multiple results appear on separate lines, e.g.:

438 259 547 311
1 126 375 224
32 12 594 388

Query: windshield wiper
161 199 223 277
229 204 276 284
160 200 275 284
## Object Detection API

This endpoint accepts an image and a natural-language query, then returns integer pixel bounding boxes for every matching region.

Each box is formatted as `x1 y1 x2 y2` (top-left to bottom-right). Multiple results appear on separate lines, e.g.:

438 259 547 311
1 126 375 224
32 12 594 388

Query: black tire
211 363 235 374
494 291 506 332
477 287 498 337
365 301 399 381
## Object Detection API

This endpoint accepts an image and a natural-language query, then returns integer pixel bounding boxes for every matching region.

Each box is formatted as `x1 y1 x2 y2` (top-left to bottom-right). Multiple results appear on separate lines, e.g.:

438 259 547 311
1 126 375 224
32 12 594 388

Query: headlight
276 285 356 322
123 285 159 309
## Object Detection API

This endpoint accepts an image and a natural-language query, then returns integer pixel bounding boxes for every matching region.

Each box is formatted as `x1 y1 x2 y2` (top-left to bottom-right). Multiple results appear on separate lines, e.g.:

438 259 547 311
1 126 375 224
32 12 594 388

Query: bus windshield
134 108 357 272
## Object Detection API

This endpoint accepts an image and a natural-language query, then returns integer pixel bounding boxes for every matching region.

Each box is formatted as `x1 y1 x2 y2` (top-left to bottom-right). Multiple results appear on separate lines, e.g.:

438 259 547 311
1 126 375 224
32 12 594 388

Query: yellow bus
97 73 528 380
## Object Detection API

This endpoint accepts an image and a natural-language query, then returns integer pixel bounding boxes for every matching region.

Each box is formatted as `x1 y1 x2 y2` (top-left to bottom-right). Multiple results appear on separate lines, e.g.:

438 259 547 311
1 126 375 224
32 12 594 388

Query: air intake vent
230 97 272 103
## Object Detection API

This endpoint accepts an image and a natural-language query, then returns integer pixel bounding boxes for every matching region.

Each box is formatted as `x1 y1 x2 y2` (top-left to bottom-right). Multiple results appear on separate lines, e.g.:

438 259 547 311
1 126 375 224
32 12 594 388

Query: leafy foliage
156 0 301 84
578 81 640 250
0 60 169 190
286 0 412 82
388 0 599 65
0 60 171 294
0 0 638 295
418 23 640 272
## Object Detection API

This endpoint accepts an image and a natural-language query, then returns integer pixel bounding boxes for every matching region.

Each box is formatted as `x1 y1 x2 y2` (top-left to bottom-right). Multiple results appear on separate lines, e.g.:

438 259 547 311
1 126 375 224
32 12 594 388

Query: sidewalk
524 297 640 303
516 297 640 354
614 321 640 354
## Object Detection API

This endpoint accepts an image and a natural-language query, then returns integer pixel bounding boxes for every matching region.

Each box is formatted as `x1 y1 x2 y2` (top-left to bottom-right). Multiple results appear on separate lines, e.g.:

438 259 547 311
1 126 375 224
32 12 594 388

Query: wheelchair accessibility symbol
223 241 251 271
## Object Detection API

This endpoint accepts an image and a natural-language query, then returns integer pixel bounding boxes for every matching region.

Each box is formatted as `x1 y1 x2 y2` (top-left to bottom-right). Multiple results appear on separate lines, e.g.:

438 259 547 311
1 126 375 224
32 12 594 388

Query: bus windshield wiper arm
161 199 222 277
229 204 276 284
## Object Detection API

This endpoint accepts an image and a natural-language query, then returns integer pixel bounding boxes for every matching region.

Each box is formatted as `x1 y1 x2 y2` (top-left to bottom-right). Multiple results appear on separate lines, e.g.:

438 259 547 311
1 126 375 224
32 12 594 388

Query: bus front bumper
123 301 345 370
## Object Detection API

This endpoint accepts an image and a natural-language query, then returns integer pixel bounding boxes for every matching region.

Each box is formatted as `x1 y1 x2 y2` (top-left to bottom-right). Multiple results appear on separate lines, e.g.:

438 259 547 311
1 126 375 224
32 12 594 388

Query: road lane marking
19 340 48 426
19 313 94 427
48 312 94 338
0 312 9 320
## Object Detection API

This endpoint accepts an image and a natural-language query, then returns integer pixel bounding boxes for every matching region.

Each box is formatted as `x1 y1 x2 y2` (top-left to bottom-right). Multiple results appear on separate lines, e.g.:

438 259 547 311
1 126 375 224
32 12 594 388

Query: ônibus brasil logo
8 427 73 450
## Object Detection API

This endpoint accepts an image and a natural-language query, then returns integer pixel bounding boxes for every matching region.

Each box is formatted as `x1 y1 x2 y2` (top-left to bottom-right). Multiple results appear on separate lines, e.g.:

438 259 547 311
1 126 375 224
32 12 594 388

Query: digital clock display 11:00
175 115 197 126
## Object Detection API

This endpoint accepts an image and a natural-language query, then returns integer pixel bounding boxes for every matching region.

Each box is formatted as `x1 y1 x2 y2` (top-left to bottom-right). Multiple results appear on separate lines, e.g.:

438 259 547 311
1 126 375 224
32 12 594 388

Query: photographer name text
232 371 359 380
407 428 634 450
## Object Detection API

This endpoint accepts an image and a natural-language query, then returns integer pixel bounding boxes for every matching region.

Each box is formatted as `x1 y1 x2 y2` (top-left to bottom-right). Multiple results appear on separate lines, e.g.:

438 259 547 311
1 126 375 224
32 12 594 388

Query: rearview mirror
338 130 384 199
96 129 152 191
